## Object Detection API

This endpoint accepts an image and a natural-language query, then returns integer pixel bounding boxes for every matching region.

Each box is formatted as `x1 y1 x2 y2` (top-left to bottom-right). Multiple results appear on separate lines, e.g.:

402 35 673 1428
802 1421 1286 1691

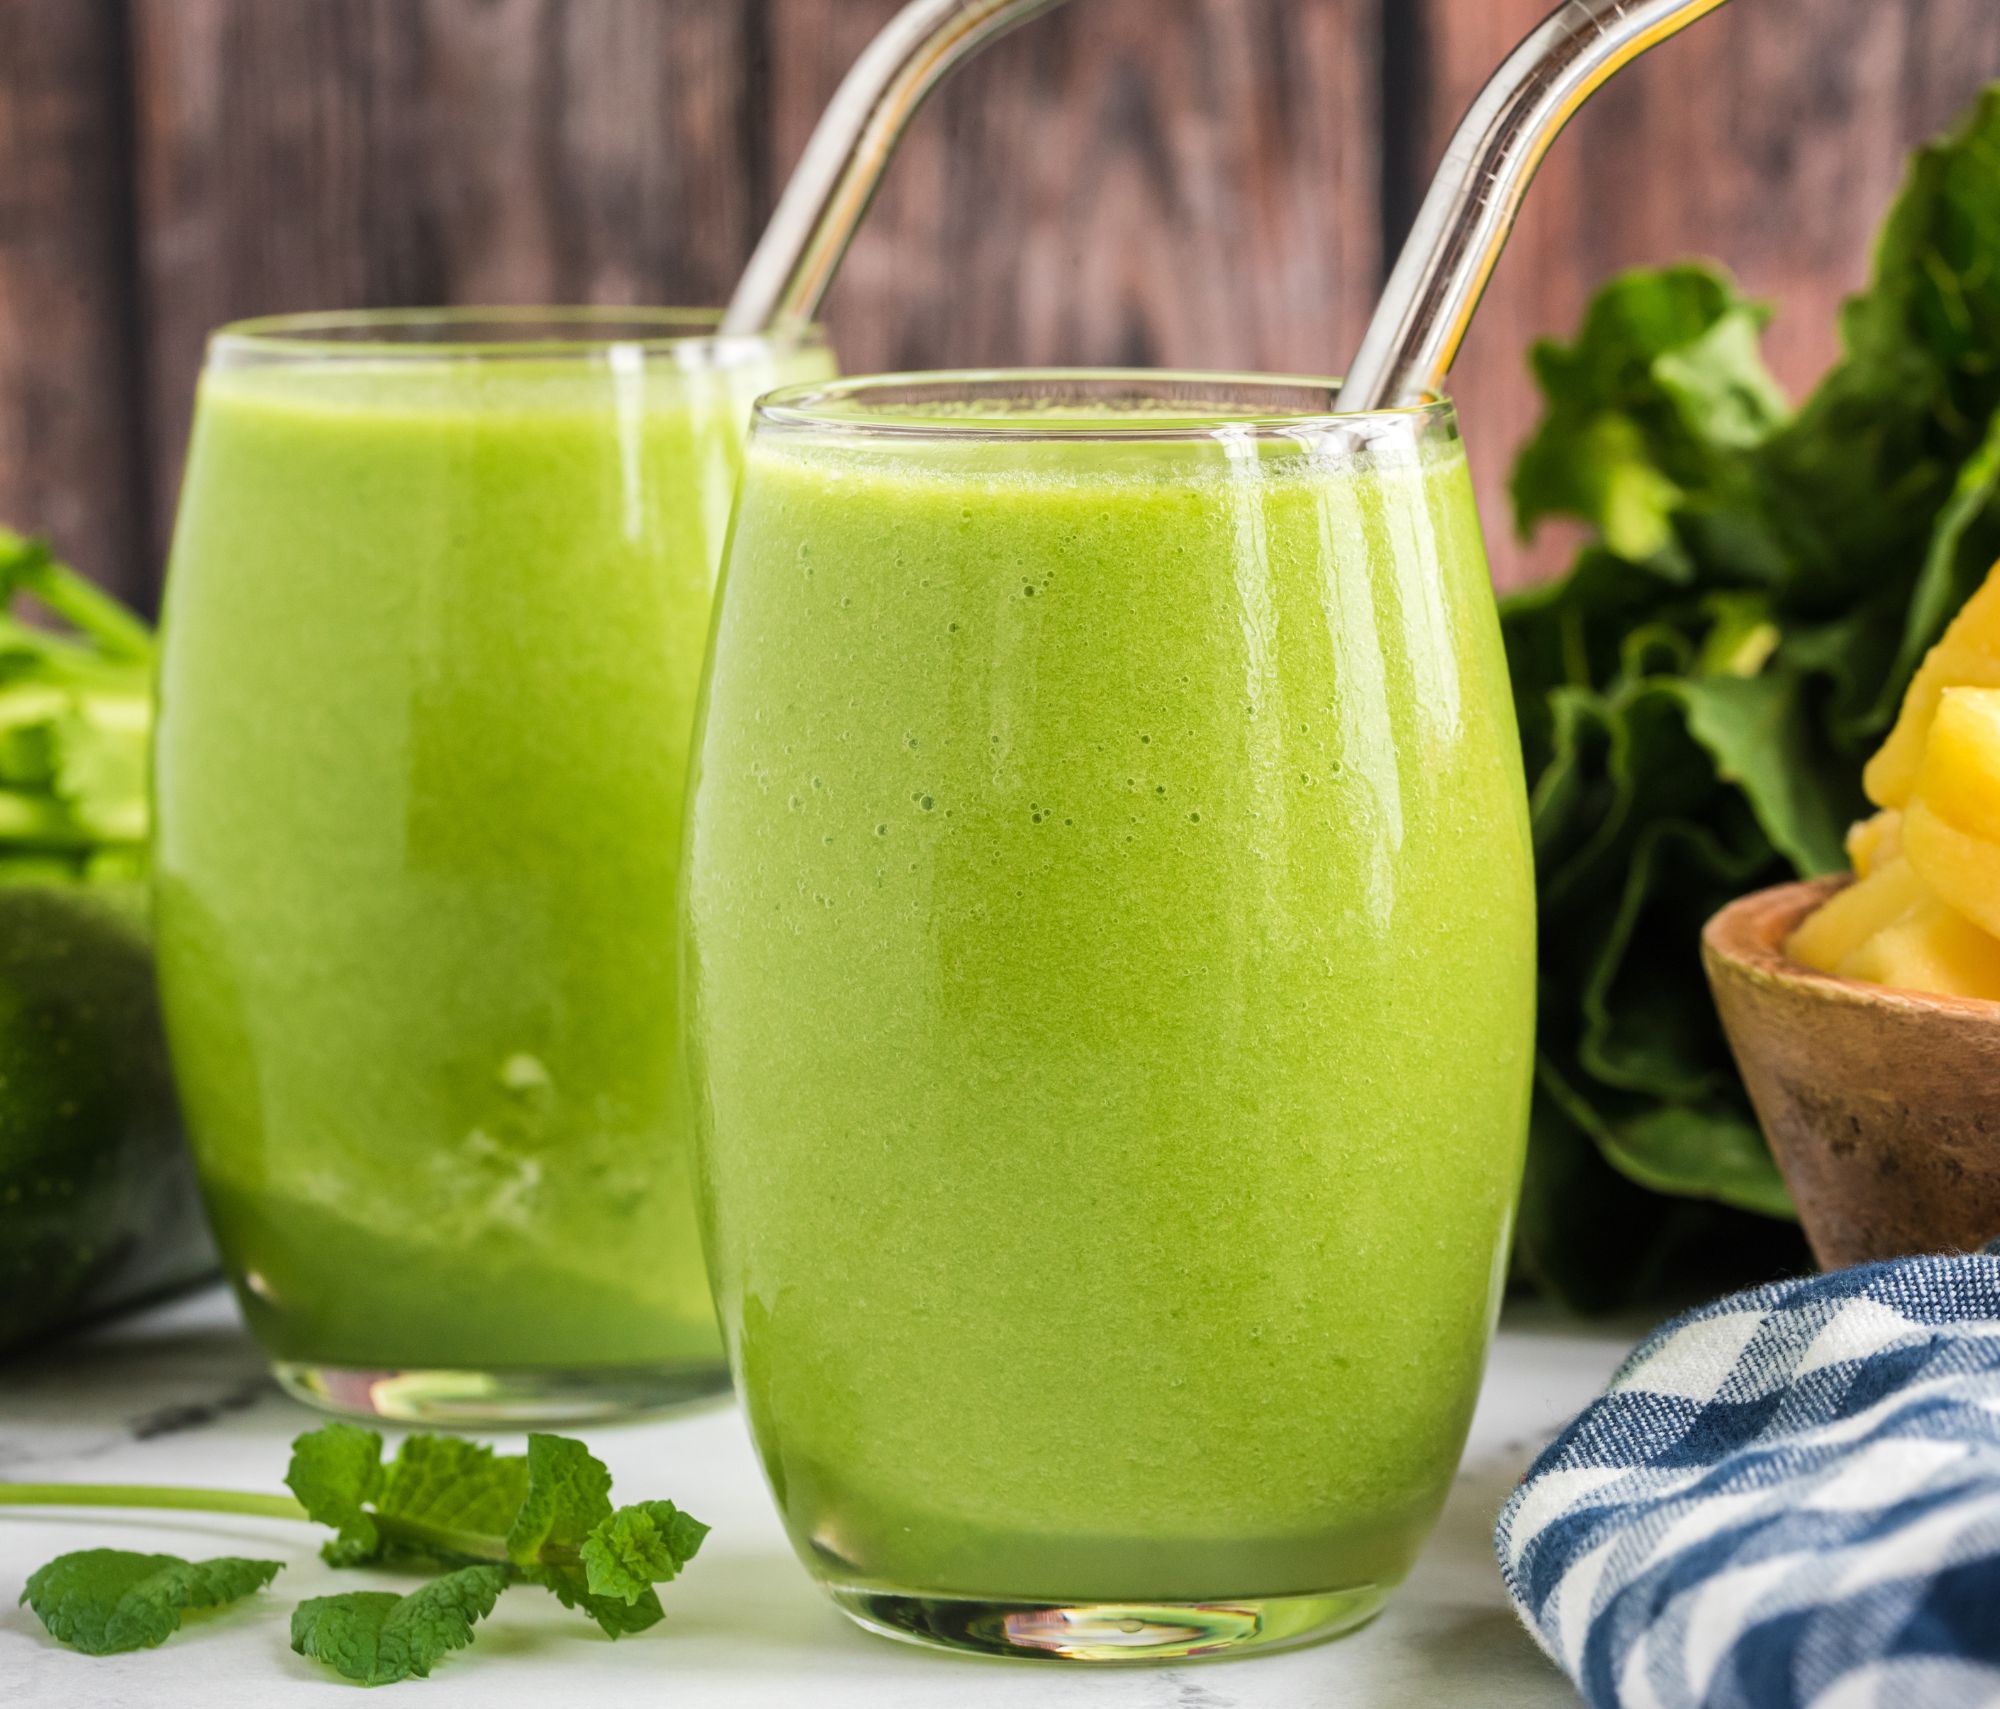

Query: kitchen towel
1496 1249 2000 1709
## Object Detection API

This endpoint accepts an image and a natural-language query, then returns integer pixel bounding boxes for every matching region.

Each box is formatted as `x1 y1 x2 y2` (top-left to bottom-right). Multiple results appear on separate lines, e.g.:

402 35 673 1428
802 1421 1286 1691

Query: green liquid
155 345 830 1374
685 429 1535 1601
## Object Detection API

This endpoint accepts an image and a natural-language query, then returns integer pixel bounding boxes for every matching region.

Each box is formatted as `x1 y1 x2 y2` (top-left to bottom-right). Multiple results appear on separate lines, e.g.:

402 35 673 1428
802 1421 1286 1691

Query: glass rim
206 306 830 364
753 368 1453 443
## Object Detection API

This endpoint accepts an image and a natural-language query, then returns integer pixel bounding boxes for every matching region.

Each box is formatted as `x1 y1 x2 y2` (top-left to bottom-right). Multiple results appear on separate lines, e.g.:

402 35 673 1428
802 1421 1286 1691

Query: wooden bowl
1702 875 2000 1270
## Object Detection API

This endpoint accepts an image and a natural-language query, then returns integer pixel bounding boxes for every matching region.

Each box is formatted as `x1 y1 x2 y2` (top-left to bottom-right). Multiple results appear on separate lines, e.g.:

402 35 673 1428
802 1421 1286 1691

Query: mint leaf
373 1436 528 1566
288 1426 529 1568
502 1434 648 1634
22 1549 281 1654
290 1564 507 1687
504 1434 613 1569
286 1422 387 1564
581 1501 709 1603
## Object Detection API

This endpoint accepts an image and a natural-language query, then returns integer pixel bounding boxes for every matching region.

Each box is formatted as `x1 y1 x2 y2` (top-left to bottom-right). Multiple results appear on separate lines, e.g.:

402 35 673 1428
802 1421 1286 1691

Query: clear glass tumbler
683 371 1536 1660
154 309 834 1424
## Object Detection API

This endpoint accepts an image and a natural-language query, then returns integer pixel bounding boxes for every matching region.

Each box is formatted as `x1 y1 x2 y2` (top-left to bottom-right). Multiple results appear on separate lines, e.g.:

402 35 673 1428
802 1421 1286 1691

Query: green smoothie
155 321 832 1396
684 393 1534 1615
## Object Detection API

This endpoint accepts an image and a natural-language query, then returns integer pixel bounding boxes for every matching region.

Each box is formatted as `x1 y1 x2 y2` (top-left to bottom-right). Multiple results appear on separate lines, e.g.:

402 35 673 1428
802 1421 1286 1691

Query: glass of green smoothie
683 370 1535 1662
154 309 834 1424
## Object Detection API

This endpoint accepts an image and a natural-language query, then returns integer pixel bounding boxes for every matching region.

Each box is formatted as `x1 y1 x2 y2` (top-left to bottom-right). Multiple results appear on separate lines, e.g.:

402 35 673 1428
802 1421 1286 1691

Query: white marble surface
0 1288 1638 1707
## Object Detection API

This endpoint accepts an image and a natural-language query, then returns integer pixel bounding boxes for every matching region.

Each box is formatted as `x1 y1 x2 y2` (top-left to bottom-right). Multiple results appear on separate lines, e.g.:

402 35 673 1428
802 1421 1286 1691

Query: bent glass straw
722 0 1074 337
724 0 1733 410
1342 0 1734 411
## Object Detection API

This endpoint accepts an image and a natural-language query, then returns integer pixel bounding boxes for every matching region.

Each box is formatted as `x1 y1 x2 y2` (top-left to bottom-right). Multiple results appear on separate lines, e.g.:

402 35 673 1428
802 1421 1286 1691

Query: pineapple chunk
1864 564 2000 807
1784 568 2000 1002
1903 801 2000 936
1834 894 2000 1001
1845 808 1902 877
1788 855 1927 973
1900 686 2000 940
1908 686 2000 842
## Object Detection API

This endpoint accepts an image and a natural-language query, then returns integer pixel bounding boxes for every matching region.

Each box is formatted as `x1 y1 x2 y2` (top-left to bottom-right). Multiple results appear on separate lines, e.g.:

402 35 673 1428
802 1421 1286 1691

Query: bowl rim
1702 874 2000 1021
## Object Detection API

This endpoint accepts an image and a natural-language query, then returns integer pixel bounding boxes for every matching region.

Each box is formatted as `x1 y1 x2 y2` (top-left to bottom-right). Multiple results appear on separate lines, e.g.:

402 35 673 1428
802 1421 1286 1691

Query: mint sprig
506 1432 667 1634
2 1424 707 1685
22 1550 282 1654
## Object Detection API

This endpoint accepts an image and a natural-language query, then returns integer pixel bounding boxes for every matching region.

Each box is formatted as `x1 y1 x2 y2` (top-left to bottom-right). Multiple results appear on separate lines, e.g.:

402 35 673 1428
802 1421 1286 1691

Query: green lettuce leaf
1503 83 2000 1307
1511 263 1788 565
1753 86 2000 608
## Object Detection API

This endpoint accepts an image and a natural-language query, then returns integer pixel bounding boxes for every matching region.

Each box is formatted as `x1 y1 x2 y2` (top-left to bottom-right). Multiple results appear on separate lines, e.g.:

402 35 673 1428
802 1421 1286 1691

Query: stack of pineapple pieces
1790 566 2000 998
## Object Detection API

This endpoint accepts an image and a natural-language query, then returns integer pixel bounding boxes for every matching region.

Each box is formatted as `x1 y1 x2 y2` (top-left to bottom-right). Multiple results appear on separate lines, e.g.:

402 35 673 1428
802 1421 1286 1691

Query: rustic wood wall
4 0 2000 609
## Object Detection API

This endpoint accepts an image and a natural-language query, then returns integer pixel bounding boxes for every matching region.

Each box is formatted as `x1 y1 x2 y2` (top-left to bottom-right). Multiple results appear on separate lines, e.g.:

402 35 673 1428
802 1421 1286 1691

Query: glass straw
722 0 1074 337
1343 0 1735 410
724 0 1734 410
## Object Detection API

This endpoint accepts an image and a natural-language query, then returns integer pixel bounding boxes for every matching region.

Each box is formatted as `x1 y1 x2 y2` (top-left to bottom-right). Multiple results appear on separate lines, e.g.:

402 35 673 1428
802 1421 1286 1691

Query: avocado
0 877 213 1354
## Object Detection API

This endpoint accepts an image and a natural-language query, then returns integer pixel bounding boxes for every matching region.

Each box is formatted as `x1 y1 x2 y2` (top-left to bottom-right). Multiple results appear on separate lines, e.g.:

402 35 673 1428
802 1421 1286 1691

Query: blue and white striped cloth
1497 1251 2000 1709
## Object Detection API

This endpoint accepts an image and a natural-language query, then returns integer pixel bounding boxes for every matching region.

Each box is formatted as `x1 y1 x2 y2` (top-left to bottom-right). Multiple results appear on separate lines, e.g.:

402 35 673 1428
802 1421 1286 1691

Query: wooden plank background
4 0 2000 609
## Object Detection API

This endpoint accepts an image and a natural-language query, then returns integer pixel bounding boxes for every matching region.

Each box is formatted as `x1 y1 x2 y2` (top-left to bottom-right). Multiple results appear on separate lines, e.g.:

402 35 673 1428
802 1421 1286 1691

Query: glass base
271 1359 731 1427
827 1582 1388 1663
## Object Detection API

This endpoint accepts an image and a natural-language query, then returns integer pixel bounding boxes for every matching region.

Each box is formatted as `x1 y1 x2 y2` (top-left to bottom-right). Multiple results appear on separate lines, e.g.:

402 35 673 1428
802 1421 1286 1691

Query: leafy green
277 1424 704 1645
0 529 151 883
1512 265 1789 563
1506 85 2000 1307
285 1420 388 1560
581 1501 710 1604
287 1423 530 1569
504 1434 613 1572
0 528 204 1357
9 1425 706 1684
21 1549 280 1654
371 1436 532 1564
504 1433 690 1636
290 1565 507 1687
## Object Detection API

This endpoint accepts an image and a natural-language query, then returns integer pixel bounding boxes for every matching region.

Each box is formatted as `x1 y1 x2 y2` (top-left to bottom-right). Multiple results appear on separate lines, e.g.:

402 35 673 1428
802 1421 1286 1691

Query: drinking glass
154 309 834 1423
682 371 1536 1660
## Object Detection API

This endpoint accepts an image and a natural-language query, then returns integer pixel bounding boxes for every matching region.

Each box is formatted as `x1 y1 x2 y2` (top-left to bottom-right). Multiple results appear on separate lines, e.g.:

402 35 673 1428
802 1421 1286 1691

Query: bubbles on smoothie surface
499 1053 551 1097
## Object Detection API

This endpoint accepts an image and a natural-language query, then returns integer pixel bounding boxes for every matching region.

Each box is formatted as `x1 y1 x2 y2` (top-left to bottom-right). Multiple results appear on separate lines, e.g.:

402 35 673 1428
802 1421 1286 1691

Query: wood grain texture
127 0 762 583
7 0 2000 600
0 0 148 599
765 0 1381 379
1412 0 2000 589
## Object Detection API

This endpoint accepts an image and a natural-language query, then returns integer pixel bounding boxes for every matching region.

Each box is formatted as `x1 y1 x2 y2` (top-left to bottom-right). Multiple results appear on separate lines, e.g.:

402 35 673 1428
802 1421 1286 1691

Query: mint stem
372 1515 519 1567
0 1483 308 1522
0 1483 559 1571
